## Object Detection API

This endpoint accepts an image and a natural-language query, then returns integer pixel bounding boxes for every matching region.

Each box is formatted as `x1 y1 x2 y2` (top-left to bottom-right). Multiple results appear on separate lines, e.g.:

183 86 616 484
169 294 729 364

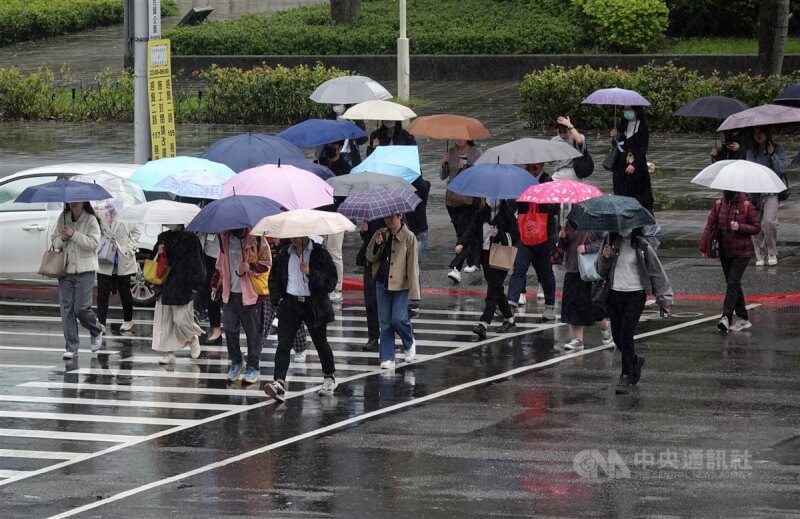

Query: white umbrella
691 160 786 193
476 138 582 165
310 75 392 104
117 200 200 225
717 104 800 131
251 209 355 238
342 100 417 121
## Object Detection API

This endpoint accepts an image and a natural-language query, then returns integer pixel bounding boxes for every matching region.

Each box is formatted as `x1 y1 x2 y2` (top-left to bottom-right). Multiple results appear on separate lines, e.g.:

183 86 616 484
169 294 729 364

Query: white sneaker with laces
318 376 337 396
292 349 307 363
729 318 752 332
62 351 77 360
158 352 176 364
767 255 778 266
755 259 765 266
601 325 613 344
536 285 545 300
518 293 527 306
717 316 730 333
272 317 279 328
380 360 396 369
405 340 416 363
91 331 103 352
463 265 478 273
447 267 461 283
564 338 584 350
189 337 202 359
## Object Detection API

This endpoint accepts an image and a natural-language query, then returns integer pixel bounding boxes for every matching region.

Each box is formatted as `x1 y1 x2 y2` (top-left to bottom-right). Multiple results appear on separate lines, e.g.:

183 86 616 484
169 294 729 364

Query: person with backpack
551 116 589 181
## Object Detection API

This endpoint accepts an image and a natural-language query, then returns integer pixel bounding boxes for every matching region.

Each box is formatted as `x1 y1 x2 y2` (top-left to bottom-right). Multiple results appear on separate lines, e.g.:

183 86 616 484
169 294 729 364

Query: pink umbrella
222 164 334 209
517 179 603 204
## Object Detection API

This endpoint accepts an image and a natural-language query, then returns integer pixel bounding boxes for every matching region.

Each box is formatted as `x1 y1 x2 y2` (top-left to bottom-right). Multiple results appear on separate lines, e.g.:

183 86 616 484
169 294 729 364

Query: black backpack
573 141 594 179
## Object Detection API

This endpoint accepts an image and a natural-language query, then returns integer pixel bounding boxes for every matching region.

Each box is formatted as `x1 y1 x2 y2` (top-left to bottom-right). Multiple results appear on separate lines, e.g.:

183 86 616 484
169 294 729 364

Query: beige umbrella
251 209 355 238
341 100 417 121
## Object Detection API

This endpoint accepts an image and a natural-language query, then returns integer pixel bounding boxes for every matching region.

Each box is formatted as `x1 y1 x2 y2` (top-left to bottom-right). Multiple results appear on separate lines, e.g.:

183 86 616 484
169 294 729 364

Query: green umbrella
567 195 655 233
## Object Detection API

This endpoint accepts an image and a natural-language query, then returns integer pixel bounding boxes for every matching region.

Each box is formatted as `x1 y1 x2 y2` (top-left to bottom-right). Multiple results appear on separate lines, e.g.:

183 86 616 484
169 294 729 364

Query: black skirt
561 272 605 326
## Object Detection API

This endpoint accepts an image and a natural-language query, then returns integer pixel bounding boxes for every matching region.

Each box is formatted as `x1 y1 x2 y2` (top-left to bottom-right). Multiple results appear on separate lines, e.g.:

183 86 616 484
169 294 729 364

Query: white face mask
333 104 345 115
382 121 394 129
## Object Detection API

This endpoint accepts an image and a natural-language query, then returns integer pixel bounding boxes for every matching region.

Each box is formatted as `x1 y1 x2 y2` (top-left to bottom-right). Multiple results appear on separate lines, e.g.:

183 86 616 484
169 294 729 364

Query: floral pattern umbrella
517 180 603 205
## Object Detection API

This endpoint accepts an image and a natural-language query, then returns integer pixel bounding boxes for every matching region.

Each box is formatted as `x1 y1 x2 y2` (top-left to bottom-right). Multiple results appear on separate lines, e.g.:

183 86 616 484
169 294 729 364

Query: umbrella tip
278 158 281 167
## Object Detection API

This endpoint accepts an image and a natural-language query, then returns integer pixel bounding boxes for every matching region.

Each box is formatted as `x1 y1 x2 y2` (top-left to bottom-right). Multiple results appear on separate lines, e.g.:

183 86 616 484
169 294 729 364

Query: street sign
146 39 177 160
149 0 161 39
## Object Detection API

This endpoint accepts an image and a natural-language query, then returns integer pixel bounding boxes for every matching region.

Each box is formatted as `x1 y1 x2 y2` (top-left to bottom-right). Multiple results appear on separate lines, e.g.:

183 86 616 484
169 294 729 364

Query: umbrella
72 171 147 226
446 163 537 200
717 104 800 131
406 114 491 141
567 195 655 233
342 100 417 121
154 170 225 200
351 145 421 183
223 164 334 210
201 133 304 173
581 87 650 107
673 96 749 119
251 209 355 238
186 195 285 233
327 171 413 197
14 178 112 203
517 180 603 205
130 157 235 191
475 138 581 165
277 119 368 148
338 188 421 221
691 160 787 193
309 75 392 104
117 200 200 225
274 158 335 180
773 82 800 106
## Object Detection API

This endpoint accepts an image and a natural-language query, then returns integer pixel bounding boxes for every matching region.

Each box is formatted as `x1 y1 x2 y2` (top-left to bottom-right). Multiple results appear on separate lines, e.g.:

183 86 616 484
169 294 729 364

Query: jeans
324 231 344 291
607 289 646 376
58 271 103 353
274 295 335 381
363 266 380 341
753 194 778 260
375 282 414 362
508 241 556 305
479 249 513 324
96 272 133 325
223 293 263 370
194 253 221 328
721 257 749 321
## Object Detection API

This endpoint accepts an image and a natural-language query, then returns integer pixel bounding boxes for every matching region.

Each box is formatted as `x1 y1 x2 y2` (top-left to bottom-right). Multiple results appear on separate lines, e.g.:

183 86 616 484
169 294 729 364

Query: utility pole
133 0 150 163
397 0 410 101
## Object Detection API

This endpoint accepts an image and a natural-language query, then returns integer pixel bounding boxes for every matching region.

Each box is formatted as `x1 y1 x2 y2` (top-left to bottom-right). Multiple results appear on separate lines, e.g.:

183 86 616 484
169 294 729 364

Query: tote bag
38 247 66 278
96 236 117 264
602 145 620 171
517 208 548 246
578 252 602 282
489 233 517 272
143 252 169 285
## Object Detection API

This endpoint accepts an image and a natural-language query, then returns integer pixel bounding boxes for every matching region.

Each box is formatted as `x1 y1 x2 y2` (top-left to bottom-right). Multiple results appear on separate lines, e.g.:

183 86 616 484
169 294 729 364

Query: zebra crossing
0 296 559 484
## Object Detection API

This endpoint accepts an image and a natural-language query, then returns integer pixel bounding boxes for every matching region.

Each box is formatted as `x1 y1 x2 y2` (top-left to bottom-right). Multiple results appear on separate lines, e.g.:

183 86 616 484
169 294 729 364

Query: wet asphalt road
0 288 799 518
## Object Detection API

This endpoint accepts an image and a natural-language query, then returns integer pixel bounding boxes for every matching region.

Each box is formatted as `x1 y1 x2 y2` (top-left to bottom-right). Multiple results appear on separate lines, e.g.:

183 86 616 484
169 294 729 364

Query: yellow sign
147 39 177 160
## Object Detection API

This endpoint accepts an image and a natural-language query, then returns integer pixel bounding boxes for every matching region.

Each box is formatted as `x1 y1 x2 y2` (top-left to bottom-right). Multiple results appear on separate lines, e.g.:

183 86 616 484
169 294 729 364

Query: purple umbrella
337 188 421 222
717 104 800 131
673 96 748 119
581 87 651 107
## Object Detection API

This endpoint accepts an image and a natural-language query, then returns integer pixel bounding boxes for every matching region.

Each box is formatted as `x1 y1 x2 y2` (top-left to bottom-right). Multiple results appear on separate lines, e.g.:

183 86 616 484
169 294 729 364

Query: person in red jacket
700 191 761 333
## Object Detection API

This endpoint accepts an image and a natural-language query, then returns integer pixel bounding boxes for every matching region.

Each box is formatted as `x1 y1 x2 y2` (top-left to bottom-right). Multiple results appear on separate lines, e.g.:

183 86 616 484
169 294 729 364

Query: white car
0 163 163 306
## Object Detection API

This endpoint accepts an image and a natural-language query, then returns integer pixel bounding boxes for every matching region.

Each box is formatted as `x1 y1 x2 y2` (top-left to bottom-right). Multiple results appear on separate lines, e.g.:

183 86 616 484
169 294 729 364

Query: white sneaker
755 259 765 266
189 337 201 359
380 360 396 369
601 325 613 344
564 338 584 350
329 290 343 303
729 318 752 332
90 331 103 352
463 264 478 273
292 350 307 363
158 352 176 364
717 316 729 333
404 340 416 363
518 293 527 306
537 285 545 300
318 376 337 396
120 320 134 331
447 267 461 283
272 317 279 328
767 255 778 266
62 351 77 360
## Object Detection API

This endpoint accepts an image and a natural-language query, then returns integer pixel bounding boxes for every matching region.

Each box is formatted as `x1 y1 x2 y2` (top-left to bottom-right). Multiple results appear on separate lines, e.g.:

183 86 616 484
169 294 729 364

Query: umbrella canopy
327 171 413 197
517 180 603 205
673 96 749 119
154 170 225 200
72 171 147 226
201 134 304 173
186 195 285 233
717 104 800 131
130 157 235 191
338 188 421 221
691 160 787 193
567 195 655 233
351 145 421 183
277 119 368 148
251 209 356 238
773 82 800 106
446 163 537 200
475 138 582 165
223 164 334 210
309 75 392 105
274 158 335 180
342 100 417 121
406 114 491 141
117 200 200 225
15 178 112 203
581 87 650 107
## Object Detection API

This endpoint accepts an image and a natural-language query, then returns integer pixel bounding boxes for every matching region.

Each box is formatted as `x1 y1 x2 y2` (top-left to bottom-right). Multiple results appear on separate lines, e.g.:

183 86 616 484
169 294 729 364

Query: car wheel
132 251 159 307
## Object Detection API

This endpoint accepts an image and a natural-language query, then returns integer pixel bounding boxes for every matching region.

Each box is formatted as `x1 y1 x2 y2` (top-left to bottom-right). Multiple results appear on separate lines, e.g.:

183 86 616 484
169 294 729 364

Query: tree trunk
758 0 791 76
330 0 361 24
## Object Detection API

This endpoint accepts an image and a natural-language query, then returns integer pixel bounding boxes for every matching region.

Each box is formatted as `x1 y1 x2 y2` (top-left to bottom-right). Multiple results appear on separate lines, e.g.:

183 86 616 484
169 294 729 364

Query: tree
330 0 361 24
758 0 791 76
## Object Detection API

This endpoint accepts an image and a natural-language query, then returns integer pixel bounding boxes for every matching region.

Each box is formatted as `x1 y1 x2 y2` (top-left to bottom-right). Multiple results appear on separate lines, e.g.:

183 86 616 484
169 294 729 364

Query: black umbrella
774 82 800 107
673 96 748 119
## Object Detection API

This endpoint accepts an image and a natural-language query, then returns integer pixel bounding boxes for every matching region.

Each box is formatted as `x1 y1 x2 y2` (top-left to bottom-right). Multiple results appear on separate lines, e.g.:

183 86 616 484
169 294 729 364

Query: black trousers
479 250 513 324
194 253 221 328
223 293 263 370
274 296 335 381
607 289 646 376
96 272 133 325
447 205 479 269
363 266 380 341
721 257 749 321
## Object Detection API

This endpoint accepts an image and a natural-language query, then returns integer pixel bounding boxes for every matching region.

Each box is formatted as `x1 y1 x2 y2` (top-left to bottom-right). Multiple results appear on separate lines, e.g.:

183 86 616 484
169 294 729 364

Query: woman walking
95 210 140 336
746 126 787 266
609 106 654 213
596 228 672 394
51 202 104 359
700 191 760 333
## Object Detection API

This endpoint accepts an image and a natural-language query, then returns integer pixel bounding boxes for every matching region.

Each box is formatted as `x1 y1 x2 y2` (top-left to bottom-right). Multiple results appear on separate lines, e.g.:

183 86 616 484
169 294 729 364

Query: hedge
519 62 800 132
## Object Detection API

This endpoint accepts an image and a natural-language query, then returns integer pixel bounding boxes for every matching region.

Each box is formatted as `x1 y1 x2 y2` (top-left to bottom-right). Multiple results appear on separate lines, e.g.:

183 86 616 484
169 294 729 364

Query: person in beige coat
50 202 105 359
96 215 141 335
366 214 420 369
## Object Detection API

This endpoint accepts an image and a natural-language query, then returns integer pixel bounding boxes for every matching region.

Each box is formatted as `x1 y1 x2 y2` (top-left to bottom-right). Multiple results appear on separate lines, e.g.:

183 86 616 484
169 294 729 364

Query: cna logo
573 449 631 480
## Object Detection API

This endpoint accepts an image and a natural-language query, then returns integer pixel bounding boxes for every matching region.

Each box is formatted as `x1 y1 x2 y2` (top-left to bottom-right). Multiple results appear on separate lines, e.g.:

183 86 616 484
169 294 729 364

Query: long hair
63 201 100 226
750 126 772 152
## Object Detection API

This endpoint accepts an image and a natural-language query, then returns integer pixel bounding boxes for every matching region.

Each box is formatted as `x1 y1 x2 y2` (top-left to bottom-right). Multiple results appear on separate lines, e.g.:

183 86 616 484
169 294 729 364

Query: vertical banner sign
149 0 161 39
146 39 177 160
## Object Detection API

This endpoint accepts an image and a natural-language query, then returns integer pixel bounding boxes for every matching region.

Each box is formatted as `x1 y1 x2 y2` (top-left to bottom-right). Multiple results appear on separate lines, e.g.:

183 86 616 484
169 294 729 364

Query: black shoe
201 333 223 345
496 320 516 333
264 380 286 402
472 323 487 341
362 338 379 351
408 306 420 318
630 355 645 385
615 374 631 395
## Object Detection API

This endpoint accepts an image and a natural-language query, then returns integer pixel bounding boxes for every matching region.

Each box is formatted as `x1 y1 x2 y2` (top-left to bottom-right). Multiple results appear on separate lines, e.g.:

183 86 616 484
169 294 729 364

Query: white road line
19 381 269 397
0 395 241 412
0 470 33 478
0 364 56 369
0 429 142 443
0 449 81 460
0 410 191 427
66 368 328 384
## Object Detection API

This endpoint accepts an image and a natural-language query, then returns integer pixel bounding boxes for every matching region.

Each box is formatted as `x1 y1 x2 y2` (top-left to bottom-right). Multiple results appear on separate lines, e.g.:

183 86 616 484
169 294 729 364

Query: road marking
0 429 142 443
0 450 81 460
0 410 192 426
0 364 56 369
0 395 241 412
0 470 33 479
66 368 328 384
19 381 270 397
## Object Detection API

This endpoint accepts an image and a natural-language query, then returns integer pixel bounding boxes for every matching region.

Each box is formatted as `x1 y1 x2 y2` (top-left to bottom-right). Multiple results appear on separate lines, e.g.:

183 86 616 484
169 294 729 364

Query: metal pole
133 0 150 163
397 0 410 102
123 0 134 70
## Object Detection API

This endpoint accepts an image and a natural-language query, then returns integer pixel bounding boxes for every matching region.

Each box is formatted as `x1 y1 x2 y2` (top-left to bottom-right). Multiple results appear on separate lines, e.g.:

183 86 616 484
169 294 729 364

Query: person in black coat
710 129 746 163
405 174 431 317
366 121 416 156
609 105 654 213
356 218 385 351
326 104 367 167
264 237 338 401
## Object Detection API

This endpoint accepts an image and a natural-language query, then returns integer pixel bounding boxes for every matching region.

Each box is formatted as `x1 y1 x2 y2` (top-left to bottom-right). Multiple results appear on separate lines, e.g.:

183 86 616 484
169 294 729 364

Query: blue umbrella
201 133 304 173
130 157 235 191
446 163 537 200
155 170 225 199
277 119 368 148
266 158 335 180
14 178 112 203
337 188 421 222
185 195 285 233
351 145 421 183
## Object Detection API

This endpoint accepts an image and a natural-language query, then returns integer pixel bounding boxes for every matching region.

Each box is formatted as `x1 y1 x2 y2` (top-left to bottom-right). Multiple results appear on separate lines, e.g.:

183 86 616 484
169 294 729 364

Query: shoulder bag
97 236 118 264
577 233 602 282
489 233 517 271
143 251 169 285
247 240 270 296
573 142 594 179
39 247 66 278
517 204 548 246
602 143 620 171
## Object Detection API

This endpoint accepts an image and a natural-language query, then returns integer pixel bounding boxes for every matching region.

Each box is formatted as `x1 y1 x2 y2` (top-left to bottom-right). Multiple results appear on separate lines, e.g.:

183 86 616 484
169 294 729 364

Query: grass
660 37 800 54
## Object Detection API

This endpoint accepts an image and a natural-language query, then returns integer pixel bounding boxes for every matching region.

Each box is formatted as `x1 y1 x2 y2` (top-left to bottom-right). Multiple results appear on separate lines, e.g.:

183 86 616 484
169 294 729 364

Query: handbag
517 206 548 246
38 247 66 278
489 233 517 271
573 145 594 179
578 252 602 282
96 236 118 264
143 252 169 285
591 278 610 315
602 144 620 171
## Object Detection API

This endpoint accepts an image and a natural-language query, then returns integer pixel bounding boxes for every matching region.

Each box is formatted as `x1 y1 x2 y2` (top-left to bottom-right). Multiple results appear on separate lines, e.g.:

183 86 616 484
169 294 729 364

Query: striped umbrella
337 188 421 222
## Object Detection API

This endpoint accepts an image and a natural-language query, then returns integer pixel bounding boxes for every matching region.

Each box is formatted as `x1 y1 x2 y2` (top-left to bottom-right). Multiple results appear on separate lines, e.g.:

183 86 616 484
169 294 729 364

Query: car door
0 174 61 276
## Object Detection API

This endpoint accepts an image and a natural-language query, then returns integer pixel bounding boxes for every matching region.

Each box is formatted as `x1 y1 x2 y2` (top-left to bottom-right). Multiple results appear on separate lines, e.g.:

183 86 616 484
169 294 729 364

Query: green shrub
575 0 669 52
0 67 59 119
80 68 134 122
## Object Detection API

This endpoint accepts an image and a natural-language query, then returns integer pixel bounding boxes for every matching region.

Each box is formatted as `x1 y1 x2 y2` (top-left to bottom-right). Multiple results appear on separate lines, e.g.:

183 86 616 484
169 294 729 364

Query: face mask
333 104 345 115
382 121 394 129
166 224 180 232
620 230 632 239
623 110 636 121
